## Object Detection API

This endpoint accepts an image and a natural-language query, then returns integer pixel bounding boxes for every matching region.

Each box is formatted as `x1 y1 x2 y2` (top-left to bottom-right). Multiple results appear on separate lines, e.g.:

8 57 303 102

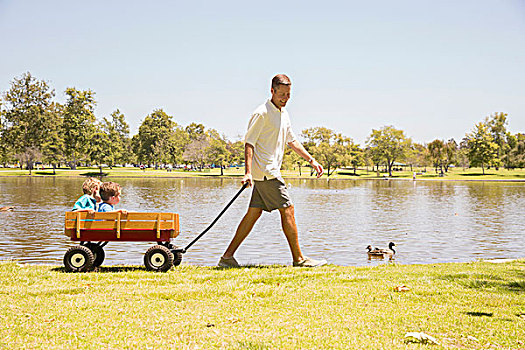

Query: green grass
0 260 523 349
1 166 525 181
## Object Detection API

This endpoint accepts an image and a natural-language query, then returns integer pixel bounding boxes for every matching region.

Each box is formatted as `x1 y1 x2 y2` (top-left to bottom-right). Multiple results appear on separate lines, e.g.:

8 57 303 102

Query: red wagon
63 211 182 272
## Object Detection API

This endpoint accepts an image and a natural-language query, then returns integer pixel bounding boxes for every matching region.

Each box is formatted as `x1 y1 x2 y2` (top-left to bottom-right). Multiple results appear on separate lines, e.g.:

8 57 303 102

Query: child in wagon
97 181 128 214
72 177 102 213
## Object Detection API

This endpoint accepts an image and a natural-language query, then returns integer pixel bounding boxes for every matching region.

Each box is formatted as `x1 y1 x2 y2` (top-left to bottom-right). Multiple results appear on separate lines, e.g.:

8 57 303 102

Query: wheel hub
150 253 165 267
71 253 86 268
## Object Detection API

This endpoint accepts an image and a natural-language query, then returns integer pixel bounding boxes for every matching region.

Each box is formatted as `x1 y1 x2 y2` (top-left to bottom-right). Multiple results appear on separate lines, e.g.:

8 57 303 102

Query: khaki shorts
249 177 292 212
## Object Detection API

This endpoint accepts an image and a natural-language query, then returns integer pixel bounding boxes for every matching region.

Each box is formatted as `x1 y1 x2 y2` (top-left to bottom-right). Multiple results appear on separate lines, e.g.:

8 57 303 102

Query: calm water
0 177 524 267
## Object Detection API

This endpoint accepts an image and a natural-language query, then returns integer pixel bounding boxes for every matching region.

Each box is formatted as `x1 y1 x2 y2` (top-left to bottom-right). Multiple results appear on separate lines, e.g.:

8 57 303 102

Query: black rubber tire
84 242 105 267
63 245 95 272
144 245 174 272
171 249 183 267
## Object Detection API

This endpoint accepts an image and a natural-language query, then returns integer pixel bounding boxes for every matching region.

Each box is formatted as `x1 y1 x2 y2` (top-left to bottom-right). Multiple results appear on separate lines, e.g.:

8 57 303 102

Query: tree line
1 73 524 176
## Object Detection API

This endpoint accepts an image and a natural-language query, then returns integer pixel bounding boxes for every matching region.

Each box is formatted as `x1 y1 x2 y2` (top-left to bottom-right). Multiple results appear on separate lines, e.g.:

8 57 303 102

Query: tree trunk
297 162 302 176
52 164 56 175
99 166 103 175
220 165 224 176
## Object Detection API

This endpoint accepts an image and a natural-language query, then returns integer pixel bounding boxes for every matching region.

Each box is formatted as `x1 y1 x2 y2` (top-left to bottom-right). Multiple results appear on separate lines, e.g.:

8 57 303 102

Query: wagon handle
181 183 248 253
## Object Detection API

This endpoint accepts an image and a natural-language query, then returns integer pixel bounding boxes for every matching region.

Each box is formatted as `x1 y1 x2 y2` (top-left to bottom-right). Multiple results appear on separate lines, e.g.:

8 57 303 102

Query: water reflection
0 177 523 267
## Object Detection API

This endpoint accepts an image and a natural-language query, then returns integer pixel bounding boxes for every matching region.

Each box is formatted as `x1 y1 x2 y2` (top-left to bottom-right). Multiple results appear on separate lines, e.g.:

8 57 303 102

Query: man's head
271 74 291 109
99 181 122 205
82 177 102 196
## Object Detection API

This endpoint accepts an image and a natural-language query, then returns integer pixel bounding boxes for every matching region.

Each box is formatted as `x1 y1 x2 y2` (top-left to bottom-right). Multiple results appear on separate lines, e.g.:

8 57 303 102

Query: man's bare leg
278 205 304 263
222 207 263 258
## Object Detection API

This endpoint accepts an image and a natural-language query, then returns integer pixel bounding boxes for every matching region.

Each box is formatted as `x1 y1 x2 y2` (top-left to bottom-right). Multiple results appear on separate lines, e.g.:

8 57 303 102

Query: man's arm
242 143 255 186
288 140 324 178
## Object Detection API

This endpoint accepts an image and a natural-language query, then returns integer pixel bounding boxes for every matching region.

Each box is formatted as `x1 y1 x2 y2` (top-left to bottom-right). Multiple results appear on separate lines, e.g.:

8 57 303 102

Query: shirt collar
266 99 284 113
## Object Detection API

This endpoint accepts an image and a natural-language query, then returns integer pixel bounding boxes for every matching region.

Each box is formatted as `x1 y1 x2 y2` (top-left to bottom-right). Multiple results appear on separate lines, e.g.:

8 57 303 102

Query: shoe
218 256 240 268
293 256 327 267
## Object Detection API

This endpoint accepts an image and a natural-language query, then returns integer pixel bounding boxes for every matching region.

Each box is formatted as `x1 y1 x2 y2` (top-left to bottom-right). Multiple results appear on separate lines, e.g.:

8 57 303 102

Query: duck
366 242 396 259
0 206 14 212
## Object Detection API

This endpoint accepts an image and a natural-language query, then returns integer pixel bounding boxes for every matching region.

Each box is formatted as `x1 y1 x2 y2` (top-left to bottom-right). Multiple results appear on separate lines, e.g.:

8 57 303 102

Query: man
219 74 327 268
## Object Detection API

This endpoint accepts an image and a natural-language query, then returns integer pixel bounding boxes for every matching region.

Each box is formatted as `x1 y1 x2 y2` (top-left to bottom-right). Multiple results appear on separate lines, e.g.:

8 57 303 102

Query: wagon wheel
144 245 174 272
63 245 95 272
171 248 183 267
84 242 105 268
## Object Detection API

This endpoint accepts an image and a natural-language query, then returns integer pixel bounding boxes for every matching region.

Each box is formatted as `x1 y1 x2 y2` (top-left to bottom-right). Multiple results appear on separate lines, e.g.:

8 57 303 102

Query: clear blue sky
1 0 524 145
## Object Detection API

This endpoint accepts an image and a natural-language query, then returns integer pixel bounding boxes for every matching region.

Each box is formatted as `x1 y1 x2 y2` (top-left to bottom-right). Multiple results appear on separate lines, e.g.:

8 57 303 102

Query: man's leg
222 207 263 258
278 205 304 263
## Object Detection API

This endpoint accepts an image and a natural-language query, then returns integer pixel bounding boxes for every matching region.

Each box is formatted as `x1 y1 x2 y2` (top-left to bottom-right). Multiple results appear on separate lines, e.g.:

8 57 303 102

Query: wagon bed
63 211 182 272
64 211 180 242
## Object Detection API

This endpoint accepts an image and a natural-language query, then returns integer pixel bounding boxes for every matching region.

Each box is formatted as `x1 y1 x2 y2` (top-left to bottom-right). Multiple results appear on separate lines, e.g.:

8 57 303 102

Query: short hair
82 177 102 195
271 74 291 90
99 182 121 201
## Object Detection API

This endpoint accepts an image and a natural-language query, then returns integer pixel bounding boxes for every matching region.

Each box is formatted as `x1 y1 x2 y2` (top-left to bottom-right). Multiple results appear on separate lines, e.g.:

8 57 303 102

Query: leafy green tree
346 141 365 175
185 122 205 141
428 139 446 174
301 127 355 177
1 72 56 171
405 142 429 172
100 109 131 166
227 140 245 166
41 102 65 174
206 129 229 175
366 125 411 177
133 109 175 166
464 122 498 174
168 126 190 165
506 133 525 168
89 124 112 175
62 88 97 169
485 112 509 169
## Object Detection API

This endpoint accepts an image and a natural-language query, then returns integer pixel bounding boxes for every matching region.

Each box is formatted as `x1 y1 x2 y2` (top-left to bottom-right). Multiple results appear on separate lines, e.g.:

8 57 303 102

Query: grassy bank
1 260 523 349
1 166 525 181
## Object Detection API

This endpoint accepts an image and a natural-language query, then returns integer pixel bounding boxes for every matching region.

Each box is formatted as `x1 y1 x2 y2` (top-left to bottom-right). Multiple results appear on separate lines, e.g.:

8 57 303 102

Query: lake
0 177 523 267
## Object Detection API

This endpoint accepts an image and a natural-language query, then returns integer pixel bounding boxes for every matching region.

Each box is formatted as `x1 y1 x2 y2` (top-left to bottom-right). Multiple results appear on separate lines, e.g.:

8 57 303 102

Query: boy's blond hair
99 182 121 202
82 177 102 195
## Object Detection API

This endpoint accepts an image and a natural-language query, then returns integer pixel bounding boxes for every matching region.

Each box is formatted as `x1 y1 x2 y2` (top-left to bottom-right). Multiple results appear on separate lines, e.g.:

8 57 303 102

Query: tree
464 122 498 174
89 124 112 175
100 109 131 166
183 134 210 169
506 133 525 168
366 125 410 177
406 142 429 172
133 109 176 167
227 140 245 167
41 102 65 174
1 72 57 171
485 112 509 169
301 127 355 177
62 88 97 169
206 129 229 175
185 122 205 141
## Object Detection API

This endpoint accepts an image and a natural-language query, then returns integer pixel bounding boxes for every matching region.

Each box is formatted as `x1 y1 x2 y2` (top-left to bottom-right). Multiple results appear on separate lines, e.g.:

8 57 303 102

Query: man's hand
311 159 324 178
242 173 253 187
118 209 128 215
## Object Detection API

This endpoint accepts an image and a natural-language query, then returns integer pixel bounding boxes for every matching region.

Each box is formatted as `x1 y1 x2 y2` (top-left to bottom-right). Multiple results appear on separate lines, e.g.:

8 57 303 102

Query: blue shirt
72 194 97 211
98 202 114 212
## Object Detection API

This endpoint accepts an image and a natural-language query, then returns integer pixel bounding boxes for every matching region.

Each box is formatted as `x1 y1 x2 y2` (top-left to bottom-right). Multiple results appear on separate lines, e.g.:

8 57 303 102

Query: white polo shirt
244 99 297 181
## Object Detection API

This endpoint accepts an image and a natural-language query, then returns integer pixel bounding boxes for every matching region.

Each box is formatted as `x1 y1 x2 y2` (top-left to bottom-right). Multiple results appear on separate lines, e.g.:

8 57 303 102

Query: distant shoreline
0 174 524 182
0 167 524 182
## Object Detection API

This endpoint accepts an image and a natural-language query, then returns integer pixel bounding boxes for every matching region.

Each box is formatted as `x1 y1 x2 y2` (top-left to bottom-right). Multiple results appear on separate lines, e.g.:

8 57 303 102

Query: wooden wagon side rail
64 212 180 242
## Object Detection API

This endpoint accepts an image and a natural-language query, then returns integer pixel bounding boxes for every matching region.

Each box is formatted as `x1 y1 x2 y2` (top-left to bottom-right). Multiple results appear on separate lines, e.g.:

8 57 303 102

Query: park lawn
0 166 525 181
0 260 523 349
